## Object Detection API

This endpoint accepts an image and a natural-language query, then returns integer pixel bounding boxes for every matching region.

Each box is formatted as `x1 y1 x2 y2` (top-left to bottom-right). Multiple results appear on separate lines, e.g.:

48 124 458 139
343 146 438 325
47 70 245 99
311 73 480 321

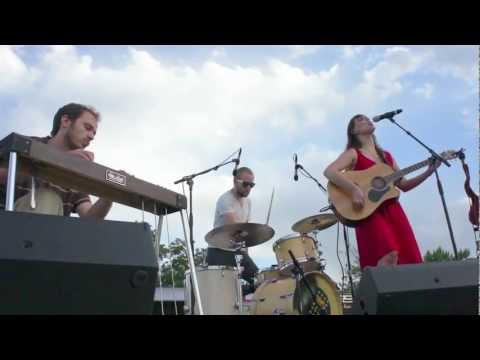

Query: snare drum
184 266 242 315
273 234 321 275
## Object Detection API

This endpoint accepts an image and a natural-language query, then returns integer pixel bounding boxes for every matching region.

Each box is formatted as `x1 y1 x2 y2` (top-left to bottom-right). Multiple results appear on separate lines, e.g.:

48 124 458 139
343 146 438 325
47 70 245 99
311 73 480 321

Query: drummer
206 167 259 294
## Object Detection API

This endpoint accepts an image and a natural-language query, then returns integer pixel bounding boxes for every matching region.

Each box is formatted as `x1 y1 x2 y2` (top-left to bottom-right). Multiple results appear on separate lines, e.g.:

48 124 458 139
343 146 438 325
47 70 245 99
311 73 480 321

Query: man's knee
14 188 63 216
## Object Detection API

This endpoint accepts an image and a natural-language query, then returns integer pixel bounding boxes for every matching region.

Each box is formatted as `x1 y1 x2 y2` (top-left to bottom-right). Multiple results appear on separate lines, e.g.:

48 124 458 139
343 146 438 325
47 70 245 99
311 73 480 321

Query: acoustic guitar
327 150 460 227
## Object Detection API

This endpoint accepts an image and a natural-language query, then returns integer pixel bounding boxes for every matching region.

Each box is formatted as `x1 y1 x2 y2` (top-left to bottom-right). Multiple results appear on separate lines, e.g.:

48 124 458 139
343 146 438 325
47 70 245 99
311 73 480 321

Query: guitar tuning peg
456 148 466 160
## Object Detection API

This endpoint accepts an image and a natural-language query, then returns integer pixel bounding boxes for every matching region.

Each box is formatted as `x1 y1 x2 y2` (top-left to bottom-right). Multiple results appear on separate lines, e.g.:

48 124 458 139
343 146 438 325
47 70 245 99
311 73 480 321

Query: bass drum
293 271 343 315
251 271 343 315
251 277 298 315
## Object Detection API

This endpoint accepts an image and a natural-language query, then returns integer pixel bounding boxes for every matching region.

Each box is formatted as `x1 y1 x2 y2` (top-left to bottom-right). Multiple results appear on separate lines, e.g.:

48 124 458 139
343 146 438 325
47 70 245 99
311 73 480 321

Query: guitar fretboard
384 159 431 184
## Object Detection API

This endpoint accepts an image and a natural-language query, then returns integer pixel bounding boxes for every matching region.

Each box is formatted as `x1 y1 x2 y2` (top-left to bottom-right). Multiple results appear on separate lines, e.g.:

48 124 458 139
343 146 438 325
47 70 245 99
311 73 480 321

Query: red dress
353 149 423 269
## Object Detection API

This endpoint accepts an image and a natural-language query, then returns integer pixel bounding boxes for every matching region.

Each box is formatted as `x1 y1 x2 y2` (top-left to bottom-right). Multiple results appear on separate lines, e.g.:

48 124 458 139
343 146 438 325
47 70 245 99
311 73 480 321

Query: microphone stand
385 117 458 259
342 226 355 300
173 150 240 315
288 250 322 314
296 161 356 300
296 163 327 194
174 157 238 251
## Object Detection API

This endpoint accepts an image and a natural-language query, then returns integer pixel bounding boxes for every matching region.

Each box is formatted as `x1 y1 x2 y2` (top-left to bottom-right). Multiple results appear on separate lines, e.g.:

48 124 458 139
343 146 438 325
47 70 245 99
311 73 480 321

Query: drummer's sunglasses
236 180 255 188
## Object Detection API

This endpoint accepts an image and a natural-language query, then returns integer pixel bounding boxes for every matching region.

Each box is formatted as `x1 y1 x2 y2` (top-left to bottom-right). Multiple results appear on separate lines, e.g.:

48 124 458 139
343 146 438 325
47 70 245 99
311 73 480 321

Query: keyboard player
0 103 113 219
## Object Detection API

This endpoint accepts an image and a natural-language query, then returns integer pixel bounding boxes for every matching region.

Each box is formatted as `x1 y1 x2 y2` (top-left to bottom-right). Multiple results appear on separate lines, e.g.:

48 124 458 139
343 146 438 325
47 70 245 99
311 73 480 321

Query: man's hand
68 149 94 162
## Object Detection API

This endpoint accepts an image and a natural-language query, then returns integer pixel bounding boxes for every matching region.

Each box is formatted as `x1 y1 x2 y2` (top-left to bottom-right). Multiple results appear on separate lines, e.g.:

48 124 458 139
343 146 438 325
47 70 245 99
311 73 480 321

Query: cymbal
205 223 275 250
292 213 338 233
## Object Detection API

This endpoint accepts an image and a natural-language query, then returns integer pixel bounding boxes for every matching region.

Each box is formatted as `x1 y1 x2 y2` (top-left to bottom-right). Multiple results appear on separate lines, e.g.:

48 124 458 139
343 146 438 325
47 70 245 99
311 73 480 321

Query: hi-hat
292 213 338 234
205 223 275 250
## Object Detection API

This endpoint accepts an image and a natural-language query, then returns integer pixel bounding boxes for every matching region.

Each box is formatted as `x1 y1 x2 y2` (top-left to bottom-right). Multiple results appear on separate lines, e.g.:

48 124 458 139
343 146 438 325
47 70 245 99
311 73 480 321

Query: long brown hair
346 114 387 164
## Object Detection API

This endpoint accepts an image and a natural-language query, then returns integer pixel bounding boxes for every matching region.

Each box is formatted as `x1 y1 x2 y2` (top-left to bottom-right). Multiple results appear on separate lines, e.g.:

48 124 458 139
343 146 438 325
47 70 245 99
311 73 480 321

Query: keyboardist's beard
65 130 84 150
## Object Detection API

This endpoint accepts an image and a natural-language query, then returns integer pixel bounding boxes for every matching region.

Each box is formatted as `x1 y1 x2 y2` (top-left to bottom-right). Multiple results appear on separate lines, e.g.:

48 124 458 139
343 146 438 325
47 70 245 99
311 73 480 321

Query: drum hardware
311 230 321 251
319 204 333 213
234 254 244 313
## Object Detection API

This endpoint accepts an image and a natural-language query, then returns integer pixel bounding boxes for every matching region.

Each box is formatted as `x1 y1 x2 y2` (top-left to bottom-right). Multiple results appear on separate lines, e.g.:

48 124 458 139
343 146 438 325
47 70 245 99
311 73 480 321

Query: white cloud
287 45 322 59
0 46 38 92
429 46 477 85
210 47 227 59
414 83 434 99
406 45 477 87
352 46 428 103
459 107 478 133
353 45 475 93
343 45 365 58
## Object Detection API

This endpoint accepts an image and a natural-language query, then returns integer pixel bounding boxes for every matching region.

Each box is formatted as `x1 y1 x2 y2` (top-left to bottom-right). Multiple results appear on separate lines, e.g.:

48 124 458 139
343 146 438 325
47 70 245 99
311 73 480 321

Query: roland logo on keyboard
105 170 127 186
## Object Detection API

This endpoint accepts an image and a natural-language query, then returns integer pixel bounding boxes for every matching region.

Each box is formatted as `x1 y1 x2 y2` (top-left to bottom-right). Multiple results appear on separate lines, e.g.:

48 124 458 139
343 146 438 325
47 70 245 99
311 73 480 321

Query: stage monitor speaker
0 210 158 314
352 259 479 315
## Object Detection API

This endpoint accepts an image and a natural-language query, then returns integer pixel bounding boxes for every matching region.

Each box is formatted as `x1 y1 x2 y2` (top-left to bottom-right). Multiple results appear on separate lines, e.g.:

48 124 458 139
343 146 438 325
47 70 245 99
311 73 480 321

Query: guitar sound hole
371 176 387 190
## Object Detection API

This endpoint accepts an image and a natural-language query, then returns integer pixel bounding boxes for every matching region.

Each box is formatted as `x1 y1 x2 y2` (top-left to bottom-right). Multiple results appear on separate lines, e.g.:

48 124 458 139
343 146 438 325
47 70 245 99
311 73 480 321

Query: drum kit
184 212 344 315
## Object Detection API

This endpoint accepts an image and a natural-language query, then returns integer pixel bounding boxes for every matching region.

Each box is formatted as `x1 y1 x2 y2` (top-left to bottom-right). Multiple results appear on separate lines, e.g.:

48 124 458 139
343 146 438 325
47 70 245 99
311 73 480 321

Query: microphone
293 153 298 181
232 148 242 176
372 109 402 123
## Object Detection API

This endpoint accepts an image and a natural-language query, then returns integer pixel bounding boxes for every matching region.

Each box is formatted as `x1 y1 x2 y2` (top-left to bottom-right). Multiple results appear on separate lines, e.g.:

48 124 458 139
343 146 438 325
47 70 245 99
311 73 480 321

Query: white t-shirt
213 189 251 229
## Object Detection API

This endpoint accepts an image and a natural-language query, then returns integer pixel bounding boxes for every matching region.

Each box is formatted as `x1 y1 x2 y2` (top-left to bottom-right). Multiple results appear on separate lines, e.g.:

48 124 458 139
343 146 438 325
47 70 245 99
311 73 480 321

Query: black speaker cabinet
0 210 158 314
352 259 479 315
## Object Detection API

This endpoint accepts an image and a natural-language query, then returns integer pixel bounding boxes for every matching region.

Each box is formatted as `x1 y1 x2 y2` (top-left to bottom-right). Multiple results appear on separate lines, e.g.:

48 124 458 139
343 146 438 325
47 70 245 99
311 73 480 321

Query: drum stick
265 186 275 225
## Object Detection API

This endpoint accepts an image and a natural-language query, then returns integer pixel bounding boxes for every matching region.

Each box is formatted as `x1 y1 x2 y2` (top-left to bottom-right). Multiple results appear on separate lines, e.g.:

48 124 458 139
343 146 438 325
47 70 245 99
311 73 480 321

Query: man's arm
76 198 113 220
66 149 113 219
221 212 237 225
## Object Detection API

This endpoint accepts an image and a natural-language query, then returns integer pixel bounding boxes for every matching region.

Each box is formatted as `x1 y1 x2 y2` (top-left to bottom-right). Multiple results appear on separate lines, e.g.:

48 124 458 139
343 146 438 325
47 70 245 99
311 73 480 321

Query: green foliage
424 246 470 262
156 237 205 287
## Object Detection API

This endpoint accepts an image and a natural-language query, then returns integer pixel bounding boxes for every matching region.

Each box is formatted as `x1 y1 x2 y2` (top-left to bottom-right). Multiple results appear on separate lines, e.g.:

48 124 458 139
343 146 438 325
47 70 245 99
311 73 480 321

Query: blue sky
0 45 478 285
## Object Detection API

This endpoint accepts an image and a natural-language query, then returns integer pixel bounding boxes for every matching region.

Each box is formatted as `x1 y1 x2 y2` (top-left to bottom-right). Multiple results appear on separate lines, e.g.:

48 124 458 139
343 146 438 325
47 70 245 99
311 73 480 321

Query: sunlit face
64 111 98 150
352 115 375 135
233 171 255 198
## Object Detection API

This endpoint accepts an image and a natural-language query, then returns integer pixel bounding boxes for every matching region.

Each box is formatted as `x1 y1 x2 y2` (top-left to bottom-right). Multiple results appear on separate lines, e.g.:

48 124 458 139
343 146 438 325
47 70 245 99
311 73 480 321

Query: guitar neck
384 158 430 184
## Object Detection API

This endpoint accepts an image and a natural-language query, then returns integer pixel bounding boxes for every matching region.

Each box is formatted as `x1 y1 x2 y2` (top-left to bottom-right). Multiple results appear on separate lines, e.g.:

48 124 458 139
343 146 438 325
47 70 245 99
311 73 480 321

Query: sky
0 45 478 286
